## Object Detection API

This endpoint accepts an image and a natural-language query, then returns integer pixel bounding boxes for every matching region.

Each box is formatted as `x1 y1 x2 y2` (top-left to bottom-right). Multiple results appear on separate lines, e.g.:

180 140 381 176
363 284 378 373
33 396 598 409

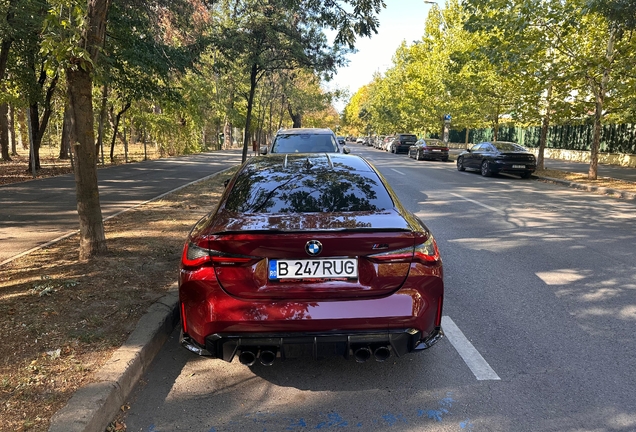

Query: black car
457 141 536 178
389 134 418 154
408 139 449 161
261 128 350 155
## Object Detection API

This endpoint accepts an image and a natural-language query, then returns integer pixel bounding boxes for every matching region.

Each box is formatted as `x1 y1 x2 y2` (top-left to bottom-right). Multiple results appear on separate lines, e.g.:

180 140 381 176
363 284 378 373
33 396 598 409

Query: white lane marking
442 315 501 381
391 169 406 175
450 192 504 215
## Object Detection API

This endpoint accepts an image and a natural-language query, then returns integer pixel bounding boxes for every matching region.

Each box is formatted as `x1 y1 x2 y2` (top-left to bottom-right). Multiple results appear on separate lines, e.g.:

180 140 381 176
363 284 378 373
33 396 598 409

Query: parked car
261 128 349 155
409 139 449 162
457 141 536 178
390 134 418 154
382 135 395 151
179 153 444 365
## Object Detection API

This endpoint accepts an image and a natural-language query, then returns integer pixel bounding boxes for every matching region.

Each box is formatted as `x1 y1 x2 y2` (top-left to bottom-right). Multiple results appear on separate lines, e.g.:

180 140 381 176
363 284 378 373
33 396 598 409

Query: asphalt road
0 150 243 265
119 144 636 431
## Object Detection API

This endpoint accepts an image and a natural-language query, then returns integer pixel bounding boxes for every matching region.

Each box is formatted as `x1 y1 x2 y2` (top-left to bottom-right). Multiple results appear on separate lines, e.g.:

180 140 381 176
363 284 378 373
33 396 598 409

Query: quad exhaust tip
239 346 390 365
237 348 277 366
238 349 257 366
373 346 391 362
354 346 392 363
259 348 277 366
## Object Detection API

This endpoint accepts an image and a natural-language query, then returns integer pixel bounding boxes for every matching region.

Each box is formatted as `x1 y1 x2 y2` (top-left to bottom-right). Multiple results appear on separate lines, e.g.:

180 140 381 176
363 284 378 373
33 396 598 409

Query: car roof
276 128 335 136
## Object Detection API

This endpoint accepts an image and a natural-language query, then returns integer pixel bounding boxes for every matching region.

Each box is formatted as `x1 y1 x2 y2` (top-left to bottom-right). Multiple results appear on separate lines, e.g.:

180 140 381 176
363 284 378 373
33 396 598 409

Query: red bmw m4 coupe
179 153 444 365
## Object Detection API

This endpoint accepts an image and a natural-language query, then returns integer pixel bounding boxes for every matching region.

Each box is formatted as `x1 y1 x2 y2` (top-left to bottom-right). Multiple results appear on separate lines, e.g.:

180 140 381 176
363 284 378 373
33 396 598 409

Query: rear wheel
442 157 449 162
481 160 492 177
417 151 423 161
520 171 532 179
457 156 465 171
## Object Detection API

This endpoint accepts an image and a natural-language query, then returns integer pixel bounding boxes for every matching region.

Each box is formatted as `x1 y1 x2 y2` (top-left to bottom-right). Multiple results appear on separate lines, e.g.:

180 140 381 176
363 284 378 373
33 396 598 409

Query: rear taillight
367 246 414 263
413 235 440 263
182 242 211 267
368 235 440 264
181 241 259 268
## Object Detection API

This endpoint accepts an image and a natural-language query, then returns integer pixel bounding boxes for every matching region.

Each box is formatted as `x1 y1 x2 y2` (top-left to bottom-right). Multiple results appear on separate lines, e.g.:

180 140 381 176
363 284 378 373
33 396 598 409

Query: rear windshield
399 134 417 142
224 162 394 214
271 133 339 153
493 142 526 152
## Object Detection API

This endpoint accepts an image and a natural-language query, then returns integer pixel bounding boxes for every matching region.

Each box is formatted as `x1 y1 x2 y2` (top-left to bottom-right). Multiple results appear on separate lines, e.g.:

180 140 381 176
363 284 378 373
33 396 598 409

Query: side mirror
259 146 268 155
342 146 351 154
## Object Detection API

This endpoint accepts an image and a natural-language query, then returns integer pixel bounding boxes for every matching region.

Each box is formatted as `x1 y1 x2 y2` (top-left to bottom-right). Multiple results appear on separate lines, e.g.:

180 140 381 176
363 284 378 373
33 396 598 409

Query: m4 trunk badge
372 243 389 250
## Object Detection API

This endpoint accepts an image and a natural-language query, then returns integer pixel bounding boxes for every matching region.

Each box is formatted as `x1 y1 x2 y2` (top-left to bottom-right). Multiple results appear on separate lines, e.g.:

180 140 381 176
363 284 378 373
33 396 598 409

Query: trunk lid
200 210 415 300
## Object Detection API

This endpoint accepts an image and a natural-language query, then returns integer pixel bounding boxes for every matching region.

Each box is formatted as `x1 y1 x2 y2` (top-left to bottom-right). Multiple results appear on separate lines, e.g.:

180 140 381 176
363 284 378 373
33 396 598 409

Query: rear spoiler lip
208 228 415 235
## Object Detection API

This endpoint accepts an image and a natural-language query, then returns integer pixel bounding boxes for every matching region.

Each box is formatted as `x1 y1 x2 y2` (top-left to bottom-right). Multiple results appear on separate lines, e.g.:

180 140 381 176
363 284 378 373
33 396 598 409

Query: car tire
417 151 423 161
457 156 465 171
442 157 449 162
520 171 532 179
481 160 492 177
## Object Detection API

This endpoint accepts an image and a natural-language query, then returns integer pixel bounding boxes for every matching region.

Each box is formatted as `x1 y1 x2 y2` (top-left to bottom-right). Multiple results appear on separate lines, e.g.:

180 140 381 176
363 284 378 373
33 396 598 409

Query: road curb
535 176 636 200
48 288 180 432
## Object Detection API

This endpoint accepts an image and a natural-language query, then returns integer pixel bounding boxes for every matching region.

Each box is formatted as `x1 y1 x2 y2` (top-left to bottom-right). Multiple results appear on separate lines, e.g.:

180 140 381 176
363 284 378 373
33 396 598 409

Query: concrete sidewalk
535 173 636 201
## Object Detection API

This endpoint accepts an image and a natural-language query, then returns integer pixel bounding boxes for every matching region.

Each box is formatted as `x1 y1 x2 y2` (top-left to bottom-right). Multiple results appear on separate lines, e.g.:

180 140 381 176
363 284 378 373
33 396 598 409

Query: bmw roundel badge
305 240 322 256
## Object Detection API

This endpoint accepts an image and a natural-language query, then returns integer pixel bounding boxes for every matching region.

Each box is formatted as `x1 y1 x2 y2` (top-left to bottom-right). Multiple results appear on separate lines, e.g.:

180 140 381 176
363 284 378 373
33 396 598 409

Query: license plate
512 164 525 168
432 149 441 152
269 258 358 280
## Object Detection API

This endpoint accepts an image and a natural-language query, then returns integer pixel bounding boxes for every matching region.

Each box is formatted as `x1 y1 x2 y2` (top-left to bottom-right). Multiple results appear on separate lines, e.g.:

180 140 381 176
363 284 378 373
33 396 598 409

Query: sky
326 0 441 112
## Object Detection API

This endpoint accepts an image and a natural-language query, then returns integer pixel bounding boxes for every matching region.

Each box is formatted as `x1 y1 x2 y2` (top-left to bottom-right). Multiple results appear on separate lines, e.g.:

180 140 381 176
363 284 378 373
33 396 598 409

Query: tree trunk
28 104 41 170
589 92 603 180
60 103 73 159
68 67 107 260
27 73 58 170
17 108 28 150
537 83 553 171
97 83 108 164
9 104 16 155
242 63 259 163
108 101 131 162
0 103 10 161
66 0 111 261
588 27 616 180
287 104 302 128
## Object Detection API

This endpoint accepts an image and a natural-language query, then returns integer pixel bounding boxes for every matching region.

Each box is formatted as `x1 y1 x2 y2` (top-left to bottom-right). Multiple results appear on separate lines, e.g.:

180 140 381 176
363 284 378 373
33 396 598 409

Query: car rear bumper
180 326 444 363
422 151 449 160
492 162 536 173
179 268 444 362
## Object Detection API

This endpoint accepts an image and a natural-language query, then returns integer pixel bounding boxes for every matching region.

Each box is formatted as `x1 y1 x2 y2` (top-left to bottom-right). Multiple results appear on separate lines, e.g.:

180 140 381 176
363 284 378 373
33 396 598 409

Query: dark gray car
389 134 418 154
457 141 536 178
